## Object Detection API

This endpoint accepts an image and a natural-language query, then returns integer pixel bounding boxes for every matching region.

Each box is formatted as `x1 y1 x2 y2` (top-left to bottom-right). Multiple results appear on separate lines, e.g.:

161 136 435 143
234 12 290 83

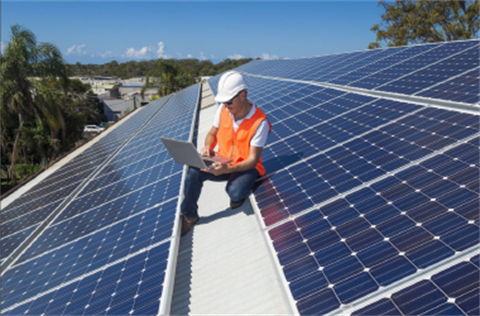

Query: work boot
230 198 246 209
181 215 199 236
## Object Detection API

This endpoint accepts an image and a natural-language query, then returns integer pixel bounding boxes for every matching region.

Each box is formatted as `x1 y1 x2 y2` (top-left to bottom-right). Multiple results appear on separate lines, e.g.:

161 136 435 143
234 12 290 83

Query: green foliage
66 58 253 79
1 25 104 186
369 0 480 48
14 164 43 180
142 59 194 97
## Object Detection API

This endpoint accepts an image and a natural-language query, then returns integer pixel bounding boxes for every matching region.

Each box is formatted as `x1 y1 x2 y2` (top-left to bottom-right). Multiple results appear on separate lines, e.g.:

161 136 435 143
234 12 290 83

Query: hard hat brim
214 85 247 103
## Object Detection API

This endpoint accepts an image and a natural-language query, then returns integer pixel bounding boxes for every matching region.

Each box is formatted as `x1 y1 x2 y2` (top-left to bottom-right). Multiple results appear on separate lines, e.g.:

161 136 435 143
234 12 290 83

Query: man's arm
205 145 263 176
200 126 218 157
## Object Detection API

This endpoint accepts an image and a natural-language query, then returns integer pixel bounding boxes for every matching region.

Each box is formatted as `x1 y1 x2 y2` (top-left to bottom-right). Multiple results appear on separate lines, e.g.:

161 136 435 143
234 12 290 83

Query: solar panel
208 39 479 315
417 67 480 104
1 84 201 316
2 38 478 315
352 255 480 315
1 96 172 264
232 40 480 108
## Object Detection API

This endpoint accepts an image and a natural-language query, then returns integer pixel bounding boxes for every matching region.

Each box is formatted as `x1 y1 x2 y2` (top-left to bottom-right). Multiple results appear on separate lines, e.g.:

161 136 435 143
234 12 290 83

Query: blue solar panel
259 135 479 313
377 42 480 95
1 84 200 315
1 96 173 262
208 40 480 315
255 98 478 224
417 67 480 104
353 256 480 316
230 40 480 107
3 39 478 316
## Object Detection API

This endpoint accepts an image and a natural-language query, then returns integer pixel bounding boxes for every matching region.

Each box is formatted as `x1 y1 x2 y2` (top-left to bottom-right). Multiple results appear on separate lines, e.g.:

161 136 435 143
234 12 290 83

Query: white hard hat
215 71 248 103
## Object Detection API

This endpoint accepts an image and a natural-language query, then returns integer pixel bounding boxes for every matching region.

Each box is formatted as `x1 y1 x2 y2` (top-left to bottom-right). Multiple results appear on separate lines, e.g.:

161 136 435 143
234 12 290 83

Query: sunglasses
224 92 240 105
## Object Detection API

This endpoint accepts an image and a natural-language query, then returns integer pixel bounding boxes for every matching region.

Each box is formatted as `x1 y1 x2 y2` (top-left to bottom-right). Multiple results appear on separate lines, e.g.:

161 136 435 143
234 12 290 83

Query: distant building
91 84 120 98
103 95 147 122
77 76 119 86
119 82 158 98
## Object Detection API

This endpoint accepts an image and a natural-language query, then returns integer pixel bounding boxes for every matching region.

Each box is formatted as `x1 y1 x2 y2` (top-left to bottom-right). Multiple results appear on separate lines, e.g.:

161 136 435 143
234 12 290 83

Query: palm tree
141 59 195 99
1 24 68 184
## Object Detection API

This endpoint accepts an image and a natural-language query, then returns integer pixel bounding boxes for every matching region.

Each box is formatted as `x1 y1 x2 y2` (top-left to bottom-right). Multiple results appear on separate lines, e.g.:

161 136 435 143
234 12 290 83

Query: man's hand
200 146 214 157
202 162 228 176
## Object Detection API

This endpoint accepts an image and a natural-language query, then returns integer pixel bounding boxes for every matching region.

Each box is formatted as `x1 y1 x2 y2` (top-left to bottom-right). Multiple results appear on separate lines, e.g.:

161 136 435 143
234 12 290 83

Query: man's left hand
202 162 228 176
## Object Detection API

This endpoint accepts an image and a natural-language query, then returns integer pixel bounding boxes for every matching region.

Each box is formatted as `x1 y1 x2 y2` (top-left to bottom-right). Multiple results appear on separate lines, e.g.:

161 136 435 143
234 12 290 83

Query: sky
1 1 386 65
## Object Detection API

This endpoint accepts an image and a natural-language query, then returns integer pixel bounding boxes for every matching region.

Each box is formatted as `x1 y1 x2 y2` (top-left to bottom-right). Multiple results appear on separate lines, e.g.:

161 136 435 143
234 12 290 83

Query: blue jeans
180 167 260 218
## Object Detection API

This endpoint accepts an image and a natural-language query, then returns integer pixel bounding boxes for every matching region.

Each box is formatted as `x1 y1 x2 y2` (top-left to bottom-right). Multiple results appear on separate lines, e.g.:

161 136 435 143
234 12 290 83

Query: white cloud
210 54 216 59
157 41 171 58
66 46 75 55
66 44 86 56
99 51 114 59
125 46 151 58
198 52 207 61
228 54 243 60
261 53 279 60
187 54 193 58
122 42 171 59
176 53 183 58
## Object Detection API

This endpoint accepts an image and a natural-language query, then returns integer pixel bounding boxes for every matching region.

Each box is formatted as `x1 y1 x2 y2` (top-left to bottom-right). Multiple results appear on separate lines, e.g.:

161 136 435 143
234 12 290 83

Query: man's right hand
200 146 214 157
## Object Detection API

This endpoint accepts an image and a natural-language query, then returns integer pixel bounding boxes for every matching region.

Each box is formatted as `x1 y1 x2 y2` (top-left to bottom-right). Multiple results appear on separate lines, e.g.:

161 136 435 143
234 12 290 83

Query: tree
1 24 68 183
369 0 480 49
141 59 196 98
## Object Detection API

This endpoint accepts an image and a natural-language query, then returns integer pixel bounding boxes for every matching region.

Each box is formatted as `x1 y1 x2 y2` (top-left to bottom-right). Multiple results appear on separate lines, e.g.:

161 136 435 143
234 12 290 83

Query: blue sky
1 1 385 64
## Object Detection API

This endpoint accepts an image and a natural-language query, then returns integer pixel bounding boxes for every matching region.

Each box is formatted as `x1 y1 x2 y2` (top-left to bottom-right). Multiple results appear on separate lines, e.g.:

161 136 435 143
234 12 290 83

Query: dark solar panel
1 84 200 316
208 40 480 315
353 256 480 316
3 38 478 316
417 67 480 104
1 96 172 262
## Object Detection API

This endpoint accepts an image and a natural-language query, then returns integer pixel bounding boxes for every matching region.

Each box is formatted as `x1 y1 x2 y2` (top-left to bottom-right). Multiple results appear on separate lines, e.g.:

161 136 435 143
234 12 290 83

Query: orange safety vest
216 105 271 176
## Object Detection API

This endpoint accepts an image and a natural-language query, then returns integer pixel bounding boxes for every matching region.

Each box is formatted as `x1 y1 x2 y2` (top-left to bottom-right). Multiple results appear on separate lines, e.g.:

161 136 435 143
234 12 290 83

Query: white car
83 125 105 133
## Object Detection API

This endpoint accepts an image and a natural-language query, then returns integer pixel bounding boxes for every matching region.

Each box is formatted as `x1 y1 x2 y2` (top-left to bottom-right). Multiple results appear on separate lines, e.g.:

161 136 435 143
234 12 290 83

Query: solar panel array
210 39 479 315
1 96 171 263
353 255 480 316
1 83 200 316
2 39 478 316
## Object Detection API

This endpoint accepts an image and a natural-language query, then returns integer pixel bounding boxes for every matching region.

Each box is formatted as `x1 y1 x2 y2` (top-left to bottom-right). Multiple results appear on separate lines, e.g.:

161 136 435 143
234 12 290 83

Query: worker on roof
180 71 271 236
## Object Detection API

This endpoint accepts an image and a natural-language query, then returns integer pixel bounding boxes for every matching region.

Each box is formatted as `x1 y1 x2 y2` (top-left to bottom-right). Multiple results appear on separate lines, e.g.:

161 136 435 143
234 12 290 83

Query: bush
14 164 43 180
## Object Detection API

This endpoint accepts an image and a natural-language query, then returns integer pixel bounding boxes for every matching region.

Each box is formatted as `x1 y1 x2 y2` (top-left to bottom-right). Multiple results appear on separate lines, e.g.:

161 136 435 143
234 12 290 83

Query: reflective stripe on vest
217 105 271 176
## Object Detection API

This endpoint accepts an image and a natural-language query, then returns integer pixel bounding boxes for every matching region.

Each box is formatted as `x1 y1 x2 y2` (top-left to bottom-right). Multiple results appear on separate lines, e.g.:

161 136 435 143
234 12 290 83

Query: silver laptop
160 137 232 170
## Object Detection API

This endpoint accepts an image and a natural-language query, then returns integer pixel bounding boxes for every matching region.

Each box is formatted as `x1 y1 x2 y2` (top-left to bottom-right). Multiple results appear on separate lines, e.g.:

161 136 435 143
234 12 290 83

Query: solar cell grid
3 97 169 209
230 40 479 109
377 44 480 95
1 225 39 263
417 68 480 104
1 201 62 238
1 84 200 315
3 241 171 316
264 140 478 313
294 51 371 82
259 101 478 223
3 39 478 316
352 256 480 316
1 96 173 261
319 47 409 85
203 40 480 316
339 43 442 89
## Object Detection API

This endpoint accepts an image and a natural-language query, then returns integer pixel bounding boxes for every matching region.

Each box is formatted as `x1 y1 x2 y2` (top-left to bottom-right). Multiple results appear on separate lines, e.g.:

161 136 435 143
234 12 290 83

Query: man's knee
226 187 247 202
186 167 201 182
226 180 252 202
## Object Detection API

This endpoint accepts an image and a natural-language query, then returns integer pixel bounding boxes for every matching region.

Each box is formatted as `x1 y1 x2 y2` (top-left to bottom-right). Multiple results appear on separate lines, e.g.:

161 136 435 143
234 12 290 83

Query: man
180 71 271 236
